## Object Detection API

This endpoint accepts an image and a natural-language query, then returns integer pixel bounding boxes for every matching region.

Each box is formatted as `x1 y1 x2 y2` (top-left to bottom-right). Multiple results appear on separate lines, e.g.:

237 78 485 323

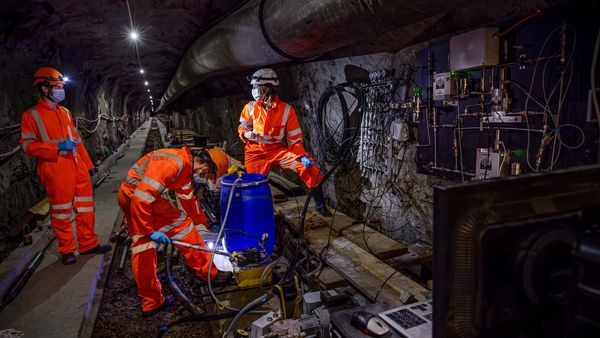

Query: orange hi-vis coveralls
19 99 98 255
238 96 323 188
117 146 216 312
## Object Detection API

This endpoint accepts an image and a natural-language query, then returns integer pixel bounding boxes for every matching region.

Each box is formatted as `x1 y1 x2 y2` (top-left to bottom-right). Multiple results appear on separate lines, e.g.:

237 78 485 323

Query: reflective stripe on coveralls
239 98 324 189
19 100 98 255
118 147 216 312
131 241 156 255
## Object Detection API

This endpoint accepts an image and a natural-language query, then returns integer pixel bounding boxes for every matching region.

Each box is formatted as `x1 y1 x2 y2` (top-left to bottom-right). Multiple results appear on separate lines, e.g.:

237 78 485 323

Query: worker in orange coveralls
238 68 332 216
19 67 110 265
117 146 232 317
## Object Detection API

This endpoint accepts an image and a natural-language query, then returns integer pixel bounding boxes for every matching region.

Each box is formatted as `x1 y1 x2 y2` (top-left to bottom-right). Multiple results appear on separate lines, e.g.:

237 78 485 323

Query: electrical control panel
412 15 597 180
450 27 499 71
328 14 595 184
474 148 508 180
433 72 456 101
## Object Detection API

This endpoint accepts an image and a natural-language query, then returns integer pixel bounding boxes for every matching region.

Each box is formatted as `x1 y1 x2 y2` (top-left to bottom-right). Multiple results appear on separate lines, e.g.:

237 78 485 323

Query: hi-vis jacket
238 96 307 157
20 99 94 173
19 99 98 255
122 146 207 236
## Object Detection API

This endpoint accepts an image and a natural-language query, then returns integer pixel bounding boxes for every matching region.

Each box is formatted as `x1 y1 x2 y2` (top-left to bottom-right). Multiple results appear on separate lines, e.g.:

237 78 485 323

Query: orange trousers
44 156 98 255
117 184 217 312
244 144 323 188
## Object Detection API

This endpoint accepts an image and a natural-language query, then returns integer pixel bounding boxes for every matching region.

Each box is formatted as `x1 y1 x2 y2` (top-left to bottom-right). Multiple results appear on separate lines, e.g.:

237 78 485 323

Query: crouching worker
117 146 231 317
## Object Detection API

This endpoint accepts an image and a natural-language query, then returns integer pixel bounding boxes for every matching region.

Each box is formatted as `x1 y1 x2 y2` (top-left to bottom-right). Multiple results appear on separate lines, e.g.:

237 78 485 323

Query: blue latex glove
300 156 314 168
149 231 171 245
58 141 76 152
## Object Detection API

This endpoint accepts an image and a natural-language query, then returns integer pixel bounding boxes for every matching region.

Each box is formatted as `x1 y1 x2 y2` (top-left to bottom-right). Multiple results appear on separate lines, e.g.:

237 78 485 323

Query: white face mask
251 88 261 101
49 88 65 102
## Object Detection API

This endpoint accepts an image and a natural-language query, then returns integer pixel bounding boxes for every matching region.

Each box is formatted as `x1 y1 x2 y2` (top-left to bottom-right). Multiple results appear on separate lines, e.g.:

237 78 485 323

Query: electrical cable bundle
521 23 580 172
316 83 361 165
0 124 22 159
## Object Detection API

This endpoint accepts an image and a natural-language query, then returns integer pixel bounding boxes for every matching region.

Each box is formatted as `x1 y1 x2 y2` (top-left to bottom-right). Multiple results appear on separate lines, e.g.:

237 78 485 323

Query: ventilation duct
158 0 471 111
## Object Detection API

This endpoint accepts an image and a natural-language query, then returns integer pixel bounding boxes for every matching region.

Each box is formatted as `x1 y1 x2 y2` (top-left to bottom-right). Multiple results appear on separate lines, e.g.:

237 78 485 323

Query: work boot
62 252 77 265
80 244 111 255
199 270 233 286
312 186 332 217
142 295 174 318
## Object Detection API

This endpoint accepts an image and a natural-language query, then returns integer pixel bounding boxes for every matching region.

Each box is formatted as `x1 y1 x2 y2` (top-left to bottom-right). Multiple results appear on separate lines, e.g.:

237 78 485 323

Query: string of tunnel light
1 1 151 160
125 0 155 111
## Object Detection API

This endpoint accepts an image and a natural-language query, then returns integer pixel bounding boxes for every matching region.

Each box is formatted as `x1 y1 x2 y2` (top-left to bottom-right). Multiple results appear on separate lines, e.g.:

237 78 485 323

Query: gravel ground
92 242 276 338
92 244 215 338
93 123 270 337
93 122 215 337
93 123 260 337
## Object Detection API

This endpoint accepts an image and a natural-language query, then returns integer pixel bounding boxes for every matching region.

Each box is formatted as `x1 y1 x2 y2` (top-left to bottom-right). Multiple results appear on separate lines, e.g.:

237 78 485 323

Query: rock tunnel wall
166 42 443 246
161 1 596 247
288 46 445 246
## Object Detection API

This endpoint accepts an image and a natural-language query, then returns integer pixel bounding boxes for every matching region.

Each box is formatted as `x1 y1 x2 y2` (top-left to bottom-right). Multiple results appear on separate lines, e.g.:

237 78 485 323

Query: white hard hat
248 68 279 86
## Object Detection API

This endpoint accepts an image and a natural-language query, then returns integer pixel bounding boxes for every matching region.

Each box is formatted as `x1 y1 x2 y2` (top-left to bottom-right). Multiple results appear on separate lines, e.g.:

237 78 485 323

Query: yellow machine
230 248 273 289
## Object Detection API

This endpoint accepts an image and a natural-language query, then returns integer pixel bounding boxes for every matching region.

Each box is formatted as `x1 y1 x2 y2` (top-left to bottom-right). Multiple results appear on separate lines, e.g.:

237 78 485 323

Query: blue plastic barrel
220 173 275 256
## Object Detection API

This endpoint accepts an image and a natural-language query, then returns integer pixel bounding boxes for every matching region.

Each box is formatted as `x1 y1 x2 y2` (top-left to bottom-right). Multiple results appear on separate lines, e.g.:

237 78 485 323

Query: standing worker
19 67 110 265
238 68 332 216
117 146 232 317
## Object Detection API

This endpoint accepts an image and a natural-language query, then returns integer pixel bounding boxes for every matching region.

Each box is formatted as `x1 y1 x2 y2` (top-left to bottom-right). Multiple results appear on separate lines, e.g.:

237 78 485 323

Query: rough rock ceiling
1 0 247 108
1 0 568 113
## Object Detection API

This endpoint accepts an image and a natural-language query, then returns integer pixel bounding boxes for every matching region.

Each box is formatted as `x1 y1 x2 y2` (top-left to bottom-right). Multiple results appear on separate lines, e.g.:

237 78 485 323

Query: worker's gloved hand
243 131 258 141
300 156 314 168
149 231 171 245
58 141 76 152
195 224 209 233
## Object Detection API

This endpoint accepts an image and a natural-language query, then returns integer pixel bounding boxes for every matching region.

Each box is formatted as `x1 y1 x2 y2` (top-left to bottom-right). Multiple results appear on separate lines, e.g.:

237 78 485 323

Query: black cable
284 84 364 282
361 144 408 254
317 208 339 260
165 245 204 315
317 85 351 164
314 83 368 206
374 270 399 302
157 311 237 338
315 79 413 258
223 293 272 337
258 0 306 61
1 130 19 141
316 83 361 165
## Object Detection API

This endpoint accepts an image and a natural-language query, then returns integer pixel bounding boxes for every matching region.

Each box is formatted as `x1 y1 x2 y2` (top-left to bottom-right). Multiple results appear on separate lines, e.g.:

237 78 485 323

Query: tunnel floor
93 240 213 337
92 120 271 337
91 121 213 337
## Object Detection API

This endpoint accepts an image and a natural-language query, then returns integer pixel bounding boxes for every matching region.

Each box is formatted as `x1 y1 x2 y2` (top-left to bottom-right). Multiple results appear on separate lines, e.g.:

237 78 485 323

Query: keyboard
378 300 432 338
388 309 427 329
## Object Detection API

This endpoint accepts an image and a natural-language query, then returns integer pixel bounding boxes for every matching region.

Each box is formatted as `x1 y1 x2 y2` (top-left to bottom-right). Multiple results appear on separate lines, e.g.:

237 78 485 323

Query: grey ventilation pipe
158 0 471 111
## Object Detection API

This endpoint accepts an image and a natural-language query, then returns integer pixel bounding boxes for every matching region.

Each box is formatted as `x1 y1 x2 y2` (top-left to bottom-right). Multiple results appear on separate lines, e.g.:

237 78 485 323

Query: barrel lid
221 173 269 187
